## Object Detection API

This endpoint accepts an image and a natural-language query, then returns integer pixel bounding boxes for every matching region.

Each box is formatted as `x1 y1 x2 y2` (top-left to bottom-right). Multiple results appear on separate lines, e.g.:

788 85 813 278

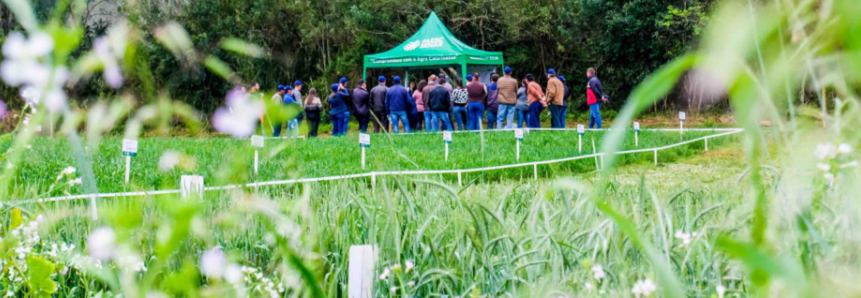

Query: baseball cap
285 86 293 91
547 68 556 75
504 66 512 74
277 85 286 91
331 83 339 92
393 76 401 83
558 75 566 81
466 74 474 81
340 77 348 84
378 76 386 82
294 80 302 86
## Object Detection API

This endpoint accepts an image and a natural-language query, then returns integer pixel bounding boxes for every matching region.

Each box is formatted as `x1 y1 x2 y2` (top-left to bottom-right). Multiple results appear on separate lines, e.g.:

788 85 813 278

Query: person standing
451 79 469 131
545 69 565 129
329 83 351 136
293 81 304 126
526 74 547 128
352 79 371 133
386 76 411 133
283 86 301 137
271 85 287 137
439 73 453 92
559 75 570 128
413 80 427 132
427 79 453 131
304 88 322 138
515 79 530 128
466 74 487 130
421 76 438 132
486 73 500 129
339 77 353 130
496 67 518 129
586 68 606 129
370 76 389 133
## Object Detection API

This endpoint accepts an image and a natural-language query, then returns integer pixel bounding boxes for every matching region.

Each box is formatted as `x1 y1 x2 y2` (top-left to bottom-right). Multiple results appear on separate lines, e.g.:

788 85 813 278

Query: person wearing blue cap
546 68 566 128
496 66 518 129
293 80 305 125
271 85 288 136
466 73 487 130
559 75 570 128
282 86 301 137
329 82 351 136
385 76 411 133
370 76 389 133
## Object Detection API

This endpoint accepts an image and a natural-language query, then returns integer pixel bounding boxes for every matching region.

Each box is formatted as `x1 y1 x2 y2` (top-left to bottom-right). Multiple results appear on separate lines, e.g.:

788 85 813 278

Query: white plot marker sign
251 135 264 174
443 131 452 161
180 175 204 200
514 128 524 161
679 111 686 136
577 124 585 153
634 122 641 147
359 133 371 169
348 245 378 298
121 139 138 183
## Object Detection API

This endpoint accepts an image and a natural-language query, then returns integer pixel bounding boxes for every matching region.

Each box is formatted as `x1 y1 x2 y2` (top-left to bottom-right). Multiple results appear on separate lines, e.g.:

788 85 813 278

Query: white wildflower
408 281 415 287
675 230 694 248
200 247 227 278
390 286 398 294
158 151 181 171
632 278 657 298
591 264 605 280
69 178 82 186
405 260 415 273
61 166 76 175
716 284 726 298
817 163 831 172
584 281 593 290
87 227 116 260
93 37 123 88
1 32 53 86
224 263 243 284
838 143 852 154
816 143 835 160
4 291 11 297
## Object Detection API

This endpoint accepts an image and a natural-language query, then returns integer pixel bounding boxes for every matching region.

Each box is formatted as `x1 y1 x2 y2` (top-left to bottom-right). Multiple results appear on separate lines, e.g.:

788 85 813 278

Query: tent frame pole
460 62 468 87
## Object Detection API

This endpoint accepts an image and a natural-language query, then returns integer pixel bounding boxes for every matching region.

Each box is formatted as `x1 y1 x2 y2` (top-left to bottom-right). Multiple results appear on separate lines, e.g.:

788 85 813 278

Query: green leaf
26 255 57 298
219 38 267 58
10 208 23 230
204 55 236 83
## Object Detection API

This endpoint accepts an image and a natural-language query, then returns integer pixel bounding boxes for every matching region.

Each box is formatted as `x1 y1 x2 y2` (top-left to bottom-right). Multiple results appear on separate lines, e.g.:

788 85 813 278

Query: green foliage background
1 0 713 115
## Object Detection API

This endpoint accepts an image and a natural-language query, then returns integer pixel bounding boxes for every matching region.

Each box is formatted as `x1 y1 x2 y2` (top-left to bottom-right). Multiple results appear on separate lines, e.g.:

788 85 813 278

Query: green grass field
5 129 733 198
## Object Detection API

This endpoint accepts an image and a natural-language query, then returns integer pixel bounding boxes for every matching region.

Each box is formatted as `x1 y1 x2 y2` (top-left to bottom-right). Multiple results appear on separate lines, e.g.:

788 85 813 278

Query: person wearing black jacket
427 83 453 131
352 79 371 133
369 76 389 133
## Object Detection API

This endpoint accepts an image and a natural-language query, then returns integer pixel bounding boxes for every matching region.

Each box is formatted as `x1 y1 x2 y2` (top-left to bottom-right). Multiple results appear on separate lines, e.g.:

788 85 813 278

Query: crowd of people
261 67 608 138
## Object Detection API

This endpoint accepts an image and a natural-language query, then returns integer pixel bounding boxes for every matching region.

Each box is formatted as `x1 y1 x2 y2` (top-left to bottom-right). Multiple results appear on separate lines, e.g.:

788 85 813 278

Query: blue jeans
389 110 410 133
517 109 529 128
431 111 452 131
452 106 468 131
467 102 485 130
528 102 544 128
424 112 434 132
497 104 516 129
486 110 497 130
331 112 348 136
589 103 602 129
286 119 299 136
549 105 565 128
273 122 284 137
561 105 568 127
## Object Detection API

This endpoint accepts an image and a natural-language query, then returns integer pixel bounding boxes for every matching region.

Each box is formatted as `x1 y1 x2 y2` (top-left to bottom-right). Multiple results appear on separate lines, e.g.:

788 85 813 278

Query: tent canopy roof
363 12 503 69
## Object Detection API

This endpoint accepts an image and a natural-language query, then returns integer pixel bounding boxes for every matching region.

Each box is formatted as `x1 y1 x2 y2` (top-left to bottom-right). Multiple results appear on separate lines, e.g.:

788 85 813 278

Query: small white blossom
407 281 415 287
716 284 726 298
405 260 415 273
212 88 263 138
390 286 398 294
87 227 116 260
224 264 243 284
158 151 181 171
817 163 831 172
69 178 82 186
591 264 605 280
632 278 657 298
584 281 593 290
838 143 852 154
61 166 76 175
816 143 835 160
200 247 227 278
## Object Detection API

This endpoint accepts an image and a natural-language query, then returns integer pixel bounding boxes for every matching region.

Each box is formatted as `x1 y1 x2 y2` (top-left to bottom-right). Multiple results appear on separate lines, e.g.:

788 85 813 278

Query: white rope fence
12 128 743 207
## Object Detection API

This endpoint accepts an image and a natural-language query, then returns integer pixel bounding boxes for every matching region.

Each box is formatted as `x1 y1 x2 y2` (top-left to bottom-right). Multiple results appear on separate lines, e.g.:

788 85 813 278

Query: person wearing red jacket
586 68 606 129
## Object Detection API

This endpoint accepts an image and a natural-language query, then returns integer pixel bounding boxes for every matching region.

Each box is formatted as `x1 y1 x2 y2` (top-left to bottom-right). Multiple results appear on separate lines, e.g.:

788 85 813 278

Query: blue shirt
385 83 411 112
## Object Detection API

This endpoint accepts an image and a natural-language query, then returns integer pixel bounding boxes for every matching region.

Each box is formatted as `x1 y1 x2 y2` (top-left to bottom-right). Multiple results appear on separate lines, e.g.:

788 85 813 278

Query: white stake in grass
251 135 264 175
359 133 371 169
514 128 524 161
443 131 452 161
577 124 585 153
679 111 686 136
121 139 138 184
348 245 378 298
180 175 204 200
634 122 640 147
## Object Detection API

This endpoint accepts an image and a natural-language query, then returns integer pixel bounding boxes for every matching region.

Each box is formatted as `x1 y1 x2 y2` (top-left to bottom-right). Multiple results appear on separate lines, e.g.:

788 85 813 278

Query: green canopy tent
363 12 504 85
